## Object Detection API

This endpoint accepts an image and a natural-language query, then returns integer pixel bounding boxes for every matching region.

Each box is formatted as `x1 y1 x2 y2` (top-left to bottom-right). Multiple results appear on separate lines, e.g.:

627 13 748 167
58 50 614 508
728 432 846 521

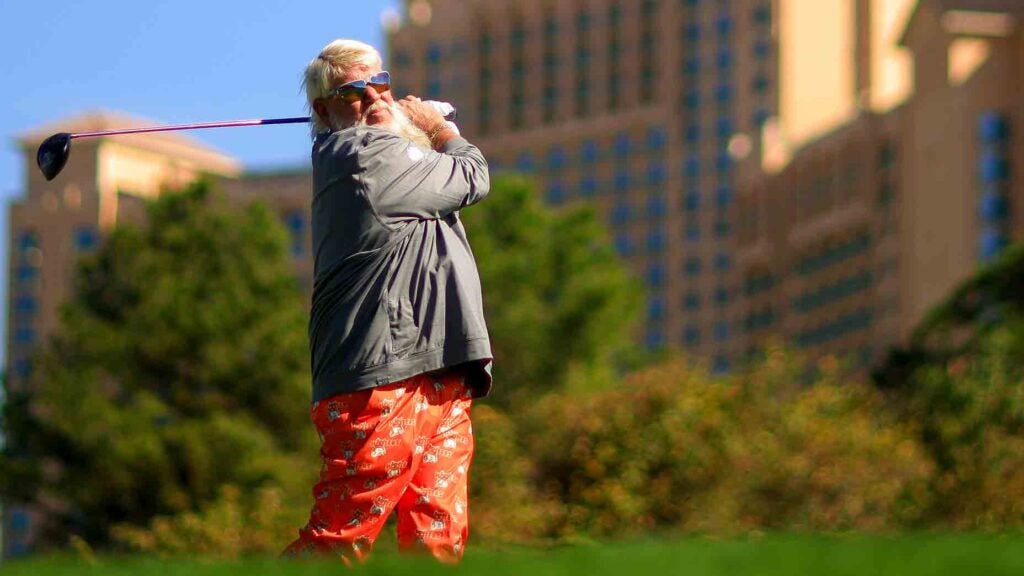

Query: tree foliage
461 175 644 408
0 181 314 548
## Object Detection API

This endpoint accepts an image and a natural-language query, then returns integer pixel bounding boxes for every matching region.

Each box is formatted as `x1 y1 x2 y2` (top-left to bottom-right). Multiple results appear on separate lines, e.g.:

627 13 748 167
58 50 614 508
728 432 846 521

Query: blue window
686 223 701 243
716 186 733 207
647 231 666 252
753 40 771 59
516 152 535 172
685 124 701 143
426 80 442 98
979 111 1010 144
580 176 599 197
685 191 701 211
715 219 732 238
685 256 702 276
683 326 701 346
716 49 733 70
714 253 733 271
614 168 631 192
684 58 701 76
13 358 32 378
684 291 701 311
614 234 634 256
684 155 701 178
647 264 666 287
684 23 701 41
284 212 305 256
714 321 731 342
648 297 666 320
547 146 567 170
980 190 1009 221
394 49 412 67
14 296 37 315
980 227 1009 260
753 74 770 93
714 286 731 306
647 128 667 151
716 16 733 36
546 182 566 204
684 90 701 109
646 328 666 348
612 203 632 225
647 196 667 217
715 84 733 103
74 227 99 251
427 43 443 63
716 153 733 173
614 132 632 156
712 355 731 374
753 4 771 24
716 117 733 138
684 0 699 5
580 140 599 164
17 232 39 251
647 163 666 186
753 108 772 126
16 265 38 282
980 152 1010 183
15 327 36 344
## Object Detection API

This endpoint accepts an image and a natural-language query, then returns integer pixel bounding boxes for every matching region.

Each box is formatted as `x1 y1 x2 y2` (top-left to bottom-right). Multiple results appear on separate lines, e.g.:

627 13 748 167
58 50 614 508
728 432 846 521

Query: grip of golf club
424 100 456 121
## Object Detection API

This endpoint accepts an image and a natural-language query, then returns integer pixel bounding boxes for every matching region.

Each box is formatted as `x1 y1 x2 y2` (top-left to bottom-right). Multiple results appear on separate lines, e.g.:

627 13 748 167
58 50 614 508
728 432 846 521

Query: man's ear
312 99 329 126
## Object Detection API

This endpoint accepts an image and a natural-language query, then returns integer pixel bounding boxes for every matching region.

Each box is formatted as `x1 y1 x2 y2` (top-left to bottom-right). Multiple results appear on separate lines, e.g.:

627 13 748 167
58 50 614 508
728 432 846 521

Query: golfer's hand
398 96 445 133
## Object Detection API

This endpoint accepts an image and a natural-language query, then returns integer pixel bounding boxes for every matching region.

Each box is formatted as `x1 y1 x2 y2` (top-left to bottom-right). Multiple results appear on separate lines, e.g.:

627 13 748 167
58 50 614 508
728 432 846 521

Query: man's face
316 64 395 130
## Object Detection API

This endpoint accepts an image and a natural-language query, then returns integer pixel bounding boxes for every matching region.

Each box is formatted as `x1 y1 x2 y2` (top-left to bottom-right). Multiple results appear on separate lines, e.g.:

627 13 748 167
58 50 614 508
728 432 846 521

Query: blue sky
0 1 398 365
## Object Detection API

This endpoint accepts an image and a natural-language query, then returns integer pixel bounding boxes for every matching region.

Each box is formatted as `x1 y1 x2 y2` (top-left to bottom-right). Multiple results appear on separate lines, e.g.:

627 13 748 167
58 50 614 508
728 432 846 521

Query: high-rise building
388 0 781 371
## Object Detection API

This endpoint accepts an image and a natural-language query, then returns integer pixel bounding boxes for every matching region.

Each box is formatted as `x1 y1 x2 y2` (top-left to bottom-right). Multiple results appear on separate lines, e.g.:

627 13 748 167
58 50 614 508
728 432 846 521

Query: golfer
284 39 492 563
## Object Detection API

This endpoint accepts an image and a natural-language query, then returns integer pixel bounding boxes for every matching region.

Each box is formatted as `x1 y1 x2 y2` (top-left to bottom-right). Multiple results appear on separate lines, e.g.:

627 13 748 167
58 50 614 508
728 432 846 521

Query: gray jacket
308 126 492 402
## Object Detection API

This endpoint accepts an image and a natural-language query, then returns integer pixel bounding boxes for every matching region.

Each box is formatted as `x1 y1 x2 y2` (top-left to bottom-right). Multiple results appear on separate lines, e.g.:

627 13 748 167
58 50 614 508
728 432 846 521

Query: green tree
0 181 314 549
461 175 645 408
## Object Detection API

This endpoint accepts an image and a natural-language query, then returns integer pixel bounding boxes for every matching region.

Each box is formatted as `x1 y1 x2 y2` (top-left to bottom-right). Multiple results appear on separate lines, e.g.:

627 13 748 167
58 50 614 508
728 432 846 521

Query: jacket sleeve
350 128 490 223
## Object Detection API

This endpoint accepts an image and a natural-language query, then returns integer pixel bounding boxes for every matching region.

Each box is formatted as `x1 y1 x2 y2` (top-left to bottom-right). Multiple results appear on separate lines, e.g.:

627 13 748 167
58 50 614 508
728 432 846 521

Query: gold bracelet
427 122 449 146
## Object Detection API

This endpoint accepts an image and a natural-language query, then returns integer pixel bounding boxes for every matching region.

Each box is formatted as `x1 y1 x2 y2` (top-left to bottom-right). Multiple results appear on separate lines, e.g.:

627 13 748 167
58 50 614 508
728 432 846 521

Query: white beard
331 103 431 149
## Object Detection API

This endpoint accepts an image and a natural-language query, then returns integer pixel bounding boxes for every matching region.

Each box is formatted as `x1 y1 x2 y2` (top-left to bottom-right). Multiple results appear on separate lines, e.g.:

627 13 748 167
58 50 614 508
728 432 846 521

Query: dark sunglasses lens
369 72 391 92
341 87 364 103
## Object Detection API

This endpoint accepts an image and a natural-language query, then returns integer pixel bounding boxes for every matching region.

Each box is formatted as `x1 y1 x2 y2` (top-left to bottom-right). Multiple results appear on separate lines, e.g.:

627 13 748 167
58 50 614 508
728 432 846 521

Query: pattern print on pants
283 371 474 564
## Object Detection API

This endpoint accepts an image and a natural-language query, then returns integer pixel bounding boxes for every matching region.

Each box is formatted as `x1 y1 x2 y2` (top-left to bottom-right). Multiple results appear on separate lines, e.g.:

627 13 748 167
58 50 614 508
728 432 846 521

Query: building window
714 253 733 271
647 231 666 253
547 146 567 170
647 264 666 287
74 226 99 251
714 321 731 342
683 290 701 311
683 325 701 346
712 355 731 374
685 124 701 143
15 327 36 345
546 182 566 205
614 234 634 256
614 132 631 156
685 191 700 212
516 152 535 173
684 256 702 276
580 175 599 197
647 163 667 186
580 140 599 164
614 168 631 193
685 222 701 243
647 196 667 218
716 186 734 207
980 111 1010 144
714 286 731 306
14 295 37 316
612 203 632 226
684 155 701 178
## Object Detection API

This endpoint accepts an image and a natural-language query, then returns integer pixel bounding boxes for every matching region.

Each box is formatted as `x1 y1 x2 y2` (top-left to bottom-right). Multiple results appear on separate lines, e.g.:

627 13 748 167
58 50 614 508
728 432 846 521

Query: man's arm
352 125 489 223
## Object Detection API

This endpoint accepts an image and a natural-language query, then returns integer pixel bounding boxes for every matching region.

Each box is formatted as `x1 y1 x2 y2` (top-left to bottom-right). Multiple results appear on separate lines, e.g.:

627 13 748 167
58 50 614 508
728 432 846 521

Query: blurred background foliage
2 177 1023 558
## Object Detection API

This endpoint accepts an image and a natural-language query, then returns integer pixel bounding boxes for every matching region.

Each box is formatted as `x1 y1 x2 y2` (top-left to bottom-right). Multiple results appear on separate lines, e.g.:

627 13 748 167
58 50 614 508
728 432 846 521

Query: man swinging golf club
283 39 492 564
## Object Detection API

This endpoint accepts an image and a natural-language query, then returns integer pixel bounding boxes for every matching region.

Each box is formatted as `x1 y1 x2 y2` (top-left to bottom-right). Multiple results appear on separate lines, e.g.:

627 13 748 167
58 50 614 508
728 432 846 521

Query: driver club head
37 132 72 181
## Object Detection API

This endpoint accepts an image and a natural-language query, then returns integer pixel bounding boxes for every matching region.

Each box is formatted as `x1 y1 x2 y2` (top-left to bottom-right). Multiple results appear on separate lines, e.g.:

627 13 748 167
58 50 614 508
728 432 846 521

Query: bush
525 348 932 538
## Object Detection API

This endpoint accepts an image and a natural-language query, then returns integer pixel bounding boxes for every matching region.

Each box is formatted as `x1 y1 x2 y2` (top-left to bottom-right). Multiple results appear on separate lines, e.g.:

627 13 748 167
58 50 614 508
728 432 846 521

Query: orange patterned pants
283 371 474 564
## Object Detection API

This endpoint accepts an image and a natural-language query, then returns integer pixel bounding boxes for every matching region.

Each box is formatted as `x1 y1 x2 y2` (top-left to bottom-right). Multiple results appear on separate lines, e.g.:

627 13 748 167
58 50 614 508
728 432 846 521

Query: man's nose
364 86 382 103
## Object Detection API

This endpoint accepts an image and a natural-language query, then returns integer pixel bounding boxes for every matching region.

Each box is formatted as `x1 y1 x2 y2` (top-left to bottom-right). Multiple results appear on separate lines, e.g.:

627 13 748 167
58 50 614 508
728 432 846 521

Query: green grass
4 533 1024 575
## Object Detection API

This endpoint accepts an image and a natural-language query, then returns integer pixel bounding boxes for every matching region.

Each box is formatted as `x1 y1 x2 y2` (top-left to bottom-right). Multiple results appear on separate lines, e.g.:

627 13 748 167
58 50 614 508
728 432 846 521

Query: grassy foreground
4 533 1024 576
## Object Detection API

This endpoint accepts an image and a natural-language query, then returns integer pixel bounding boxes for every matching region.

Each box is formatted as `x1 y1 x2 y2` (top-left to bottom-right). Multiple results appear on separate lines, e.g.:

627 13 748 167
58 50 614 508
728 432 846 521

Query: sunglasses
326 71 392 103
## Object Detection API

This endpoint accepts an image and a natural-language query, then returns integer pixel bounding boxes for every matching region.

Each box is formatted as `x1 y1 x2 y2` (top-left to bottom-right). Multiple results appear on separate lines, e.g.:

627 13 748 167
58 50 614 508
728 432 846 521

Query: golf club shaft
70 116 311 139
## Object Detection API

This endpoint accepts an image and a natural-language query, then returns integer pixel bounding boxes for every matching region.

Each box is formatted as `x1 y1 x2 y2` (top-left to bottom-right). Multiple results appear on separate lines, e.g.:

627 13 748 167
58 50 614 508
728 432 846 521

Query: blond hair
303 39 382 133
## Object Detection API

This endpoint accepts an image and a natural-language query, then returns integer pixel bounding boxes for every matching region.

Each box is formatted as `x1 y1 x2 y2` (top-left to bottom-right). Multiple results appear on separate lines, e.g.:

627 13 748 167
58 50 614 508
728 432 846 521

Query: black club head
37 132 72 181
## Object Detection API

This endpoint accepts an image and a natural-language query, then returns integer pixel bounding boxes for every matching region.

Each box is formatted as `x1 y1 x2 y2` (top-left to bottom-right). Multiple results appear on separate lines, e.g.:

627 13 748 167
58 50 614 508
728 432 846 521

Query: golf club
37 101 457 181
36 117 309 181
